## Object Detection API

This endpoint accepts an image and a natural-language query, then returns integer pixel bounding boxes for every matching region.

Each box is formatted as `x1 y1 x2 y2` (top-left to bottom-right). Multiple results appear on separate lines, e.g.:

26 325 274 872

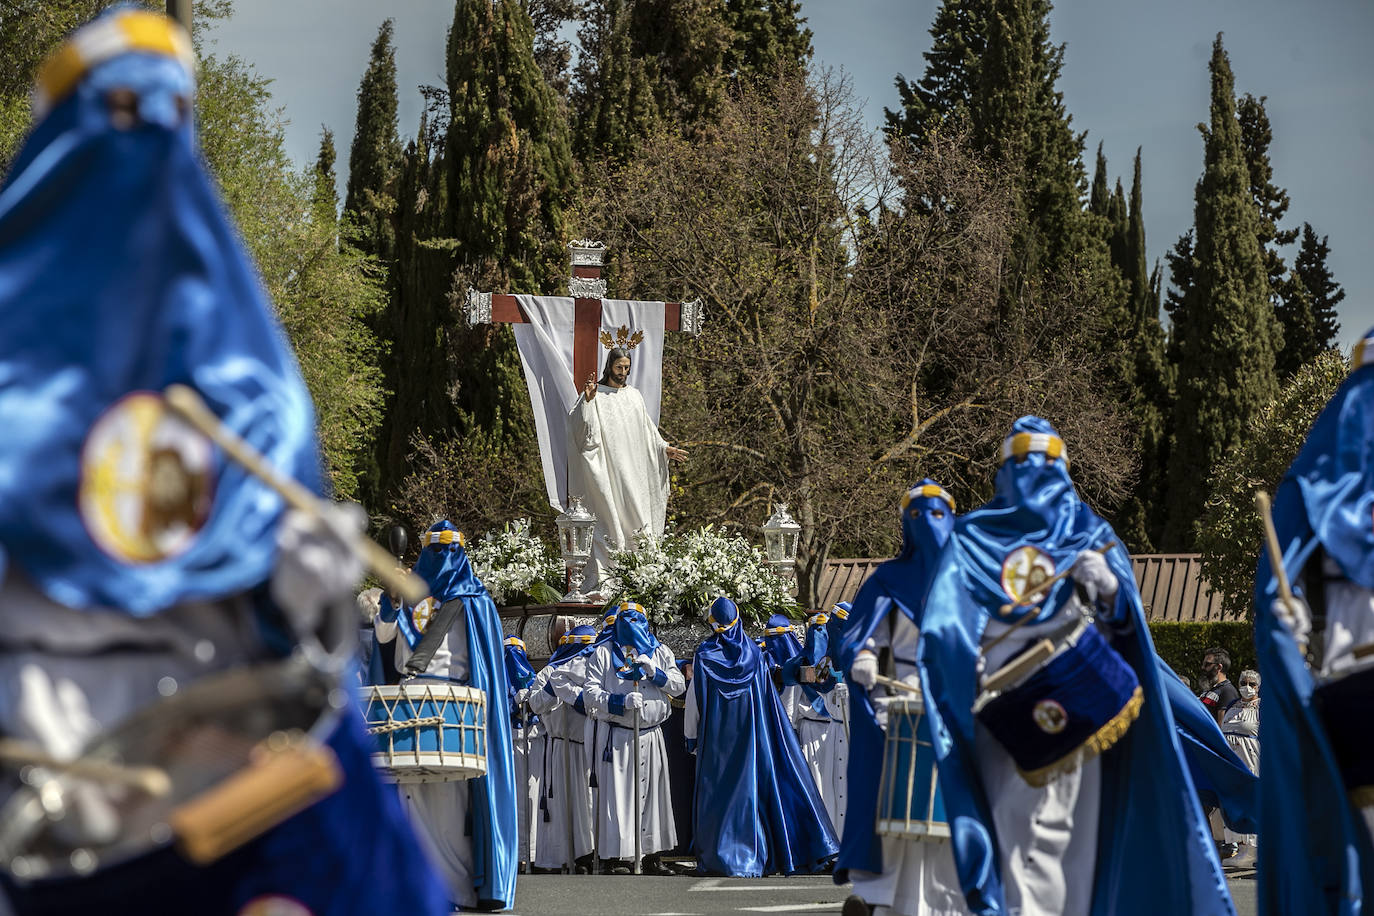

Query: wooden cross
464 240 703 392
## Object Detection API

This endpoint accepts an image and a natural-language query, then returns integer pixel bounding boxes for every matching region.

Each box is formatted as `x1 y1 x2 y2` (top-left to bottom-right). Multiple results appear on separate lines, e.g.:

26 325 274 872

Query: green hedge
1146 620 1256 689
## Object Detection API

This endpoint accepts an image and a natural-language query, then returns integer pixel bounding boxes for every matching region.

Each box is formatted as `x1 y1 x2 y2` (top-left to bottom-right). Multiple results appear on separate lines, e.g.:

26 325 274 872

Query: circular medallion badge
1000 546 1055 604
78 392 214 563
1033 699 1068 734
411 597 437 634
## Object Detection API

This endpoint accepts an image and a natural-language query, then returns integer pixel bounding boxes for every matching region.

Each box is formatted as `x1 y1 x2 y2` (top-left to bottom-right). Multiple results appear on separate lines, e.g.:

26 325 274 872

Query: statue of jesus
567 346 688 591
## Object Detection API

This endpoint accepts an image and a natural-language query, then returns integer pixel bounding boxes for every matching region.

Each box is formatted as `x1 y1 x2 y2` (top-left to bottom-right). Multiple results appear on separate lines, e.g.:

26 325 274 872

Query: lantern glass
760 503 801 568
556 496 598 603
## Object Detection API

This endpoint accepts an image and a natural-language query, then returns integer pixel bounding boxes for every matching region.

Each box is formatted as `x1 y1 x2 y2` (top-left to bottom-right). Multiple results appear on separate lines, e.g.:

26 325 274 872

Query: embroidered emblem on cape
411 596 438 634
238 896 313 916
599 325 644 350
1000 546 1055 603
78 391 214 563
1033 699 1068 734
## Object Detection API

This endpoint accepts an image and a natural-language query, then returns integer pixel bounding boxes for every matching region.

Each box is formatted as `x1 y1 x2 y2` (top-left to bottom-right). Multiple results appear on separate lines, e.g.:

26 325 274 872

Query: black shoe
641 855 675 876
574 853 595 875
1219 842 1239 860
607 859 632 875
841 895 874 916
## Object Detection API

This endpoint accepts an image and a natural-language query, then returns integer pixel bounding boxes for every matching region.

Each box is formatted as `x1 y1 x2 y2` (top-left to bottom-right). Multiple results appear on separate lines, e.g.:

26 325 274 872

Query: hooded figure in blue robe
0 11 447 914
831 480 956 891
919 418 1233 916
376 521 518 910
779 608 851 835
687 597 838 876
1252 331 1374 916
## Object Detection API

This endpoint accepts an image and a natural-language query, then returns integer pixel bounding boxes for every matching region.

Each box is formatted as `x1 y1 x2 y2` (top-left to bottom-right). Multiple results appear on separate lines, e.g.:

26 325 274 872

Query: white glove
515 688 531 705
1271 595 1313 642
624 691 644 711
635 653 658 678
271 502 368 637
850 651 878 690
1072 549 1119 605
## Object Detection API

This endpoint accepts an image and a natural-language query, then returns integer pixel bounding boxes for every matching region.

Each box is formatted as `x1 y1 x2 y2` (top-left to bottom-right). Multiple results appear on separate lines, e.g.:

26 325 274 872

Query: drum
358 681 487 783
875 697 949 840
973 615 1142 787
0 659 344 882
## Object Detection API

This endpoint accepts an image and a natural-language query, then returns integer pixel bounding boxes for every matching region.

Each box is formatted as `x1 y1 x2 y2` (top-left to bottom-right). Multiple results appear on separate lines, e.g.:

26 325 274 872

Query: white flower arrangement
601 525 797 627
468 518 563 606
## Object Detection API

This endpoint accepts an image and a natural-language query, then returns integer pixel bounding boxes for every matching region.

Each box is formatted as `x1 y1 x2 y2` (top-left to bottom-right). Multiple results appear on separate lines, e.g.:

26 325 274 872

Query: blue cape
1253 340 1374 916
919 417 1232 915
760 613 802 670
691 598 838 876
832 479 954 882
610 604 659 681
401 521 518 909
779 612 837 713
504 636 537 729
0 10 320 615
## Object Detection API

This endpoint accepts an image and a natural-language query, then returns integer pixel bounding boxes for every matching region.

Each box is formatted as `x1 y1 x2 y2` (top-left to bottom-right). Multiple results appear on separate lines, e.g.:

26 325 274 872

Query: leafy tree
1165 36 1279 548
525 0 584 95
722 0 813 77
1236 93 1296 297
582 69 1133 605
1196 349 1348 617
572 0 663 162
343 19 402 260
197 52 386 499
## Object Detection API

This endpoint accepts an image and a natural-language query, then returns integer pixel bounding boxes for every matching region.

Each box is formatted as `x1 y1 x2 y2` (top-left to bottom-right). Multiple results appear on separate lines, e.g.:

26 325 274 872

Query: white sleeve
568 396 600 452
582 647 613 719
684 680 700 742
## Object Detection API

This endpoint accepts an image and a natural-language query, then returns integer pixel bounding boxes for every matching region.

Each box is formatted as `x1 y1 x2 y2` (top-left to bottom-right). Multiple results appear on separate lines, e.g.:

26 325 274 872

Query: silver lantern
761 503 801 583
555 496 598 603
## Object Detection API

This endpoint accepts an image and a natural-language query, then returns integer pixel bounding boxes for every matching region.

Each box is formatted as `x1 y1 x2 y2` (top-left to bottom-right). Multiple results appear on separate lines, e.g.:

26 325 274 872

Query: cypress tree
1280 222 1345 368
1164 36 1279 548
1236 93 1296 296
447 0 575 438
1089 141 1109 216
1125 149 1150 321
885 0 987 142
722 0 813 78
344 20 403 261
573 0 664 162
313 126 338 219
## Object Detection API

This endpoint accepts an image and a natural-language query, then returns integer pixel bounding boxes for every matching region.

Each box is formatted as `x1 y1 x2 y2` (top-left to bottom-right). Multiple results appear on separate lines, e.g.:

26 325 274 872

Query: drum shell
875 697 949 840
358 681 487 783
974 622 1141 785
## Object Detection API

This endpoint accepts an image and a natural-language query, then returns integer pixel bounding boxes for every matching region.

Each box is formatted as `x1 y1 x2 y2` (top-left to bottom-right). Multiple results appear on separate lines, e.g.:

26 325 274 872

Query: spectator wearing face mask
1218 670 1260 867
1197 647 1239 725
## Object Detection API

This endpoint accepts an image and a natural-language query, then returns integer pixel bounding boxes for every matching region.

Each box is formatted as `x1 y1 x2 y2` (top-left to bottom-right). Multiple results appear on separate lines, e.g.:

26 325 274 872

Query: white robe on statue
793 680 850 839
567 384 670 589
582 642 684 860
374 610 476 908
527 655 596 868
849 613 969 916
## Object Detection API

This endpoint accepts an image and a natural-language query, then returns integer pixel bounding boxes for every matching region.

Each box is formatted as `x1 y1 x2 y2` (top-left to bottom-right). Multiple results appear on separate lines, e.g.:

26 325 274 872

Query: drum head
0 660 340 881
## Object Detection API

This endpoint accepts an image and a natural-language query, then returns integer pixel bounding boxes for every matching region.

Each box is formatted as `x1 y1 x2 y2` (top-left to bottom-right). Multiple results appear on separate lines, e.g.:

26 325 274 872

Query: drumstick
164 384 428 605
1254 491 1307 647
873 674 921 695
0 738 171 797
994 541 1118 618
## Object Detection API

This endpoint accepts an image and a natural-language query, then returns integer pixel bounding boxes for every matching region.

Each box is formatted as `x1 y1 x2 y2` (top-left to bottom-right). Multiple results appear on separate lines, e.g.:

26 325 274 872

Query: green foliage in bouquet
468 518 564 607
602 526 798 628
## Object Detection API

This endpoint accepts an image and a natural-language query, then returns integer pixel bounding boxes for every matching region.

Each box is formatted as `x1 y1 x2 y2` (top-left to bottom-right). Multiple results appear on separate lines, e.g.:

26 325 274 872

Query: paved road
505 872 1259 916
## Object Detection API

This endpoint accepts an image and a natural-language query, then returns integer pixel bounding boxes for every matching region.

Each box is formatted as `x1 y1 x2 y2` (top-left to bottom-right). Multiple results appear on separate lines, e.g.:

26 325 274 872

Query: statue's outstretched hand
583 374 597 402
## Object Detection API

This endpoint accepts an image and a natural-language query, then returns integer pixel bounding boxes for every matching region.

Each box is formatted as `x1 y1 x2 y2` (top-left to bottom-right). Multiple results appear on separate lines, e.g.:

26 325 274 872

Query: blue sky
207 0 1374 347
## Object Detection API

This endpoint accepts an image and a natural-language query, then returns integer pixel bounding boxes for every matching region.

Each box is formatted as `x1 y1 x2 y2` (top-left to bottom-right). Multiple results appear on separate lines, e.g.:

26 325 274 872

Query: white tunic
527 655 596 868
582 642 685 859
374 610 476 907
793 681 850 838
566 384 669 588
512 707 546 866
848 612 969 916
1319 563 1374 836
975 600 1101 916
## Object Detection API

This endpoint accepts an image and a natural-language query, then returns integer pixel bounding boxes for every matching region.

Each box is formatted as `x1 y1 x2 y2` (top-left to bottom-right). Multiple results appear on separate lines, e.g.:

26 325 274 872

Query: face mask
1239 685 1257 699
